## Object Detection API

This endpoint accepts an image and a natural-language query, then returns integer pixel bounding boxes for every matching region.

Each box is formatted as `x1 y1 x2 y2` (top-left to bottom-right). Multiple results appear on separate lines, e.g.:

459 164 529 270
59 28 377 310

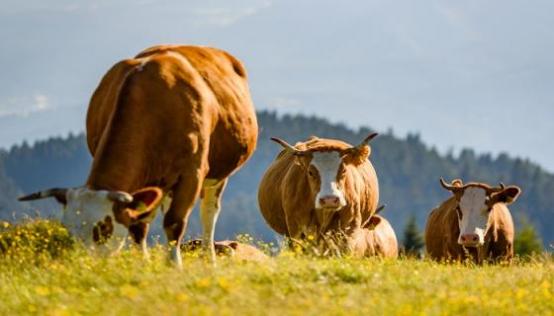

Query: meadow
0 220 552 316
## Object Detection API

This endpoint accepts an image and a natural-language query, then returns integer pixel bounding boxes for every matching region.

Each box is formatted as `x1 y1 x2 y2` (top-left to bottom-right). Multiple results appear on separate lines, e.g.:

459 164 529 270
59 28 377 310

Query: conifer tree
403 214 424 256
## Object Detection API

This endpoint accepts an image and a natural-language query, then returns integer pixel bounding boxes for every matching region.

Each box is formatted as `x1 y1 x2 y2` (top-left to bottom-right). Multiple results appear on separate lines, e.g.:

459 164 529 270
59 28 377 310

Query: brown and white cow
18 45 258 267
350 212 399 258
258 134 395 257
425 178 521 263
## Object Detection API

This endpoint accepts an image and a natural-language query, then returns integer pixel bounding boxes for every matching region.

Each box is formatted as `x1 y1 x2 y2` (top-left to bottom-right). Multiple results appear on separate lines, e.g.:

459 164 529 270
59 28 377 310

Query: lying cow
19 45 258 267
350 208 399 258
258 134 384 256
425 178 521 263
183 240 269 262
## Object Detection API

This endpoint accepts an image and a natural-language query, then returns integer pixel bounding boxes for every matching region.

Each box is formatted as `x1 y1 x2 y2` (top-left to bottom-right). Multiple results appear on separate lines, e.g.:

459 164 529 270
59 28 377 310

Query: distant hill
1 111 552 247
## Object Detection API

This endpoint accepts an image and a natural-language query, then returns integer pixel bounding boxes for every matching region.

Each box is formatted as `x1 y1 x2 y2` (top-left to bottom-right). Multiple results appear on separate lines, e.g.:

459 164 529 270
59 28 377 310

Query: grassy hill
0 111 552 247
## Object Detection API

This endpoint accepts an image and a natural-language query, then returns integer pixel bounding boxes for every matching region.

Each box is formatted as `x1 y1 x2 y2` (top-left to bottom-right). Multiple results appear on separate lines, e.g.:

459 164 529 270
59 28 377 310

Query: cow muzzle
458 233 483 247
317 195 343 209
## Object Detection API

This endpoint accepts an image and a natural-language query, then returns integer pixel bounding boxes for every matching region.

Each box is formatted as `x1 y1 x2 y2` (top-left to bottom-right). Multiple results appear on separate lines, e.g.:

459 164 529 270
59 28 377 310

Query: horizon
1 1 553 171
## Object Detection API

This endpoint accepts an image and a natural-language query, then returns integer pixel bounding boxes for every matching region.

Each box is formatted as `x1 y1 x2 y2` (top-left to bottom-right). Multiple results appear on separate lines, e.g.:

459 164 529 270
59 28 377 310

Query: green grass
0 220 553 315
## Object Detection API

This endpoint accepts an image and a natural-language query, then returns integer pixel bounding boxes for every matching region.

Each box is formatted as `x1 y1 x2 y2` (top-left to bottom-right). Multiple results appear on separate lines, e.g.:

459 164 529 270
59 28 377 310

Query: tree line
0 111 549 253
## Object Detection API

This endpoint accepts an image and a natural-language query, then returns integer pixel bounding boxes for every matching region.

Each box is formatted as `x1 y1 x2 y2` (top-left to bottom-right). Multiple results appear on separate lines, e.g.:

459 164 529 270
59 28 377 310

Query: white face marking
458 187 490 245
62 188 127 248
311 152 347 210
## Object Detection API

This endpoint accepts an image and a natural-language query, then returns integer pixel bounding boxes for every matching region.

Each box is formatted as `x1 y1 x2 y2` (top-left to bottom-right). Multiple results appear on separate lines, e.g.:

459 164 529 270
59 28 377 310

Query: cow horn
356 132 379 148
18 188 68 202
107 191 133 203
375 204 386 214
485 182 506 195
270 137 308 155
439 178 463 192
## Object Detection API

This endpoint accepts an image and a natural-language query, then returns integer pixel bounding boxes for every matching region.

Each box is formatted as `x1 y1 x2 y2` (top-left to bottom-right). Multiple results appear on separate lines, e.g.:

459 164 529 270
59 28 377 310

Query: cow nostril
461 234 480 244
319 196 340 206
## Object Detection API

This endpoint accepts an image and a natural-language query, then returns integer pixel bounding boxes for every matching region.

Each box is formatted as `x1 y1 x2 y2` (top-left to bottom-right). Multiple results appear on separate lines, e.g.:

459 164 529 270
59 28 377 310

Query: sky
0 0 553 171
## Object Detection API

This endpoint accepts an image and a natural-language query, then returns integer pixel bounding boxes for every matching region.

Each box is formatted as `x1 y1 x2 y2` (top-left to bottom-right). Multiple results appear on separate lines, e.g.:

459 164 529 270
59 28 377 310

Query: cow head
439 178 521 247
271 133 378 214
18 186 163 245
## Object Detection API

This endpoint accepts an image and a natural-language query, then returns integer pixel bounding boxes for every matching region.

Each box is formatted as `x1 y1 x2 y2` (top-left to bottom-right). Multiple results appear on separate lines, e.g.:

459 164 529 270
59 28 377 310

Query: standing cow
18 45 258 267
425 178 521 263
258 134 398 257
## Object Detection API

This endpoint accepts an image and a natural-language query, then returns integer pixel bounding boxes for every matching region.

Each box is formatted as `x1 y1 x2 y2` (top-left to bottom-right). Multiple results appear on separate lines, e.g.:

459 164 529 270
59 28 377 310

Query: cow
349 209 399 258
425 178 521 263
258 134 385 256
184 240 269 262
18 45 258 267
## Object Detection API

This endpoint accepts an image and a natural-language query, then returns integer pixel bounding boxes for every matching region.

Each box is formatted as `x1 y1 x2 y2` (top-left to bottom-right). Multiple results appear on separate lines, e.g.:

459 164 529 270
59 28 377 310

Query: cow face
440 179 521 247
19 186 163 247
62 188 127 244
271 133 377 213
306 151 348 210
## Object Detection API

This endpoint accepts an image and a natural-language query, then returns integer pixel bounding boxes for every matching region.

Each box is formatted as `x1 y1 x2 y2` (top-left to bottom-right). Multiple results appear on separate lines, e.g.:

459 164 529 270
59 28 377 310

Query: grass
0 220 553 315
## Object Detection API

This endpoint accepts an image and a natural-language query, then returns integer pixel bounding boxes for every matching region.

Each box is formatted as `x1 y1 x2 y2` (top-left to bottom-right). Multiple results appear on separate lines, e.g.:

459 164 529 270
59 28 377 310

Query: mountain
1 111 552 247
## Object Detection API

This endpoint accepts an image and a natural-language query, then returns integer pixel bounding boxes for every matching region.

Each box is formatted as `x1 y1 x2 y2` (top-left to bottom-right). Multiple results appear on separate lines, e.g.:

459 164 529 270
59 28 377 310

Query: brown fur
425 194 516 263
258 136 381 256
86 45 257 246
183 240 269 262
350 215 398 258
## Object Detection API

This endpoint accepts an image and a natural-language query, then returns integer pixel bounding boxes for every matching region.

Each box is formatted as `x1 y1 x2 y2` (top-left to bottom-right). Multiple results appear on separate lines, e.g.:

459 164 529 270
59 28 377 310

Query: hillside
0 111 552 246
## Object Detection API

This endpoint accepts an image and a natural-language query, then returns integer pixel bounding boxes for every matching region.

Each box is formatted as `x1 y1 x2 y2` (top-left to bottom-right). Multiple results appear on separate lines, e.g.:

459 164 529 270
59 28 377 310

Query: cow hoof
202 248 217 267
142 250 151 261
169 246 183 270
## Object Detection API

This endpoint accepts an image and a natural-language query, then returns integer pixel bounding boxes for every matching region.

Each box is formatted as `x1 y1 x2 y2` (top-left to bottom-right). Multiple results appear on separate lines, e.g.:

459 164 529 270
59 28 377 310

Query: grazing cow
18 45 258 266
425 178 521 263
258 134 382 256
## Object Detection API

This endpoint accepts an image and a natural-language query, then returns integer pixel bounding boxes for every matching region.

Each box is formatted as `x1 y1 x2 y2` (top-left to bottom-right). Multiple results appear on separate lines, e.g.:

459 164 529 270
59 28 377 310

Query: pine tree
514 218 543 257
402 214 424 256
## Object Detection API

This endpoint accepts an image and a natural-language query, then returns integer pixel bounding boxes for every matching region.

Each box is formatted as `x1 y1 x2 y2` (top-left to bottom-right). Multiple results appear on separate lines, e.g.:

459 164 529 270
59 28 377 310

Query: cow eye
308 169 316 177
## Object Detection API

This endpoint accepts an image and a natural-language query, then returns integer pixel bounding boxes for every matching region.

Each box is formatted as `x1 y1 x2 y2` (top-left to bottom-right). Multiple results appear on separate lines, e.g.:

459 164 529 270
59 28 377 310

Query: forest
0 111 551 248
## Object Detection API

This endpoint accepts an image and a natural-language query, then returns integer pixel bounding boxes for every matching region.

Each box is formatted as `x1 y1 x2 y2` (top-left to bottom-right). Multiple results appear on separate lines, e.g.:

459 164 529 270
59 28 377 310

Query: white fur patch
62 187 128 250
311 152 347 210
458 187 489 245
200 179 227 263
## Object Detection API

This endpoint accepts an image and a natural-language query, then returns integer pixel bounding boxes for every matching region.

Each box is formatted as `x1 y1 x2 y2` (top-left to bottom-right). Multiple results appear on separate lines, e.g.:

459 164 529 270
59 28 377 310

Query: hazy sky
1 0 553 171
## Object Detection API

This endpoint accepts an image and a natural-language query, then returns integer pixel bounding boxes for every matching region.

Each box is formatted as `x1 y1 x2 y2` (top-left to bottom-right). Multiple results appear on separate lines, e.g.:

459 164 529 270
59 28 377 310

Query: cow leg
129 222 150 259
200 178 228 264
163 172 204 269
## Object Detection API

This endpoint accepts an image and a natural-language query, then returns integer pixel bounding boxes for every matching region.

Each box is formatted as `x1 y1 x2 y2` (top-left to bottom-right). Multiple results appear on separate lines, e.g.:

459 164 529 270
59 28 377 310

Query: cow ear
343 146 371 166
115 187 164 225
365 216 381 230
490 186 521 205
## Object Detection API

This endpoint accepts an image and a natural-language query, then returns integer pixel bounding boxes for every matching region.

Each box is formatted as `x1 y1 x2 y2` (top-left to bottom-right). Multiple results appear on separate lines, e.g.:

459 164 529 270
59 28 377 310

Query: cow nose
460 234 480 246
319 195 341 208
